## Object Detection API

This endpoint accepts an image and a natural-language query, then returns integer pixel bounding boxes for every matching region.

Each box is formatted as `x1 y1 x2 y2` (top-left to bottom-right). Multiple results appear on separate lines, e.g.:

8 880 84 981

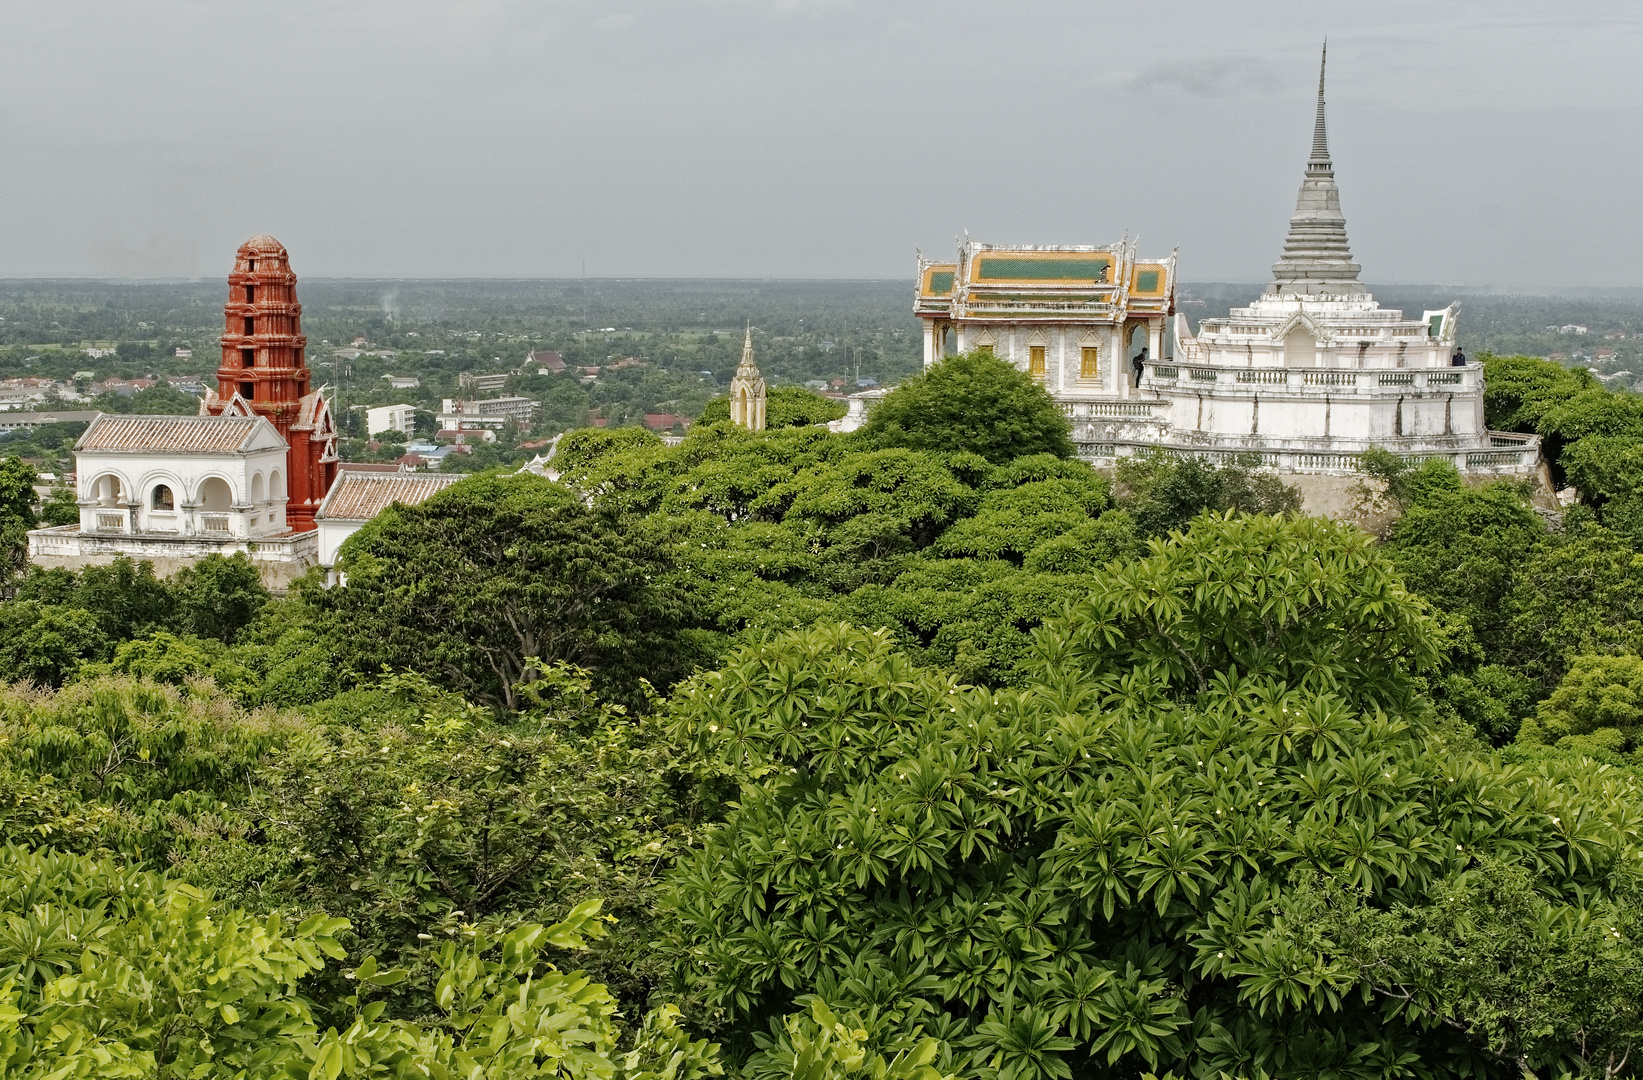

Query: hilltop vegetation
0 352 1642 1079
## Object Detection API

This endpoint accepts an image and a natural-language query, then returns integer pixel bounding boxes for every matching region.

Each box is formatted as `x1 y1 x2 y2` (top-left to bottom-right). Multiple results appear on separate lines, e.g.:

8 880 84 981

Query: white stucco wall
316 518 363 568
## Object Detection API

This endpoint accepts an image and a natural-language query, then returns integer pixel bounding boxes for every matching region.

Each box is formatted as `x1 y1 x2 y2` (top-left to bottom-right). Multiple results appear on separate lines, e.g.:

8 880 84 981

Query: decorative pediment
218 393 254 418
1026 328 1048 346
1268 311 1330 342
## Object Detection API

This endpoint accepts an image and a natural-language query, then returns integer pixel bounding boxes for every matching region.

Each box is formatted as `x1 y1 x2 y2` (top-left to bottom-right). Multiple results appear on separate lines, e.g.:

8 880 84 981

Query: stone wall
28 526 318 592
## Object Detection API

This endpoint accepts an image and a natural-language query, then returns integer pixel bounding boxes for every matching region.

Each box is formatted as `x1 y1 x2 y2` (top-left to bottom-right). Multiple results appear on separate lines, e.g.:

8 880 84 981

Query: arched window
250 472 265 504
199 477 233 512
151 485 174 511
271 469 285 500
93 474 124 506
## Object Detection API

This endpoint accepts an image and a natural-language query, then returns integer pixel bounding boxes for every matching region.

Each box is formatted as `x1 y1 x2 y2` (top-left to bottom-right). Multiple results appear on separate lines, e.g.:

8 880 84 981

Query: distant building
437 396 536 429
644 413 688 431
0 410 99 432
84 347 116 359
529 350 566 374
367 404 416 436
98 377 161 396
383 375 421 390
467 373 509 392
174 347 193 359
436 427 497 443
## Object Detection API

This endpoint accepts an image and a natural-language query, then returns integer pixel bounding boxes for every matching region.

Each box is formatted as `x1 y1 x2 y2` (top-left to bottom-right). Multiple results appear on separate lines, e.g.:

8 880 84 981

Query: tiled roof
76 414 271 454
316 471 463 522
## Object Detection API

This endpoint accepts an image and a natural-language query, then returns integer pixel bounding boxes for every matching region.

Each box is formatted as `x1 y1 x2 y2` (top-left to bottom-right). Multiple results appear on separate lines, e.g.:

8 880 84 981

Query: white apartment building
367 403 416 436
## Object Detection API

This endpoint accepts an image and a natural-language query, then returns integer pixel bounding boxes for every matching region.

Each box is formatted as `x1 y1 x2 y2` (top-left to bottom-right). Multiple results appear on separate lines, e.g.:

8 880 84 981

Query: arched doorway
1127 323 1150 385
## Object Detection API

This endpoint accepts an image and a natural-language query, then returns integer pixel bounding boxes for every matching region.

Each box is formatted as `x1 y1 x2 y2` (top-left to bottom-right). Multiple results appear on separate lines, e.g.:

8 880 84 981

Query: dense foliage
662 520 1643 1080
3 349 1643 1078
318 473 699 709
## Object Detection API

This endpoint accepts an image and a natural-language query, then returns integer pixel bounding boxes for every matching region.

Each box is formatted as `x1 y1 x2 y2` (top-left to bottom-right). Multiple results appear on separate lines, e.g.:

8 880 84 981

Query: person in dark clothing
1132 348 1147 384
1451 348 1467 367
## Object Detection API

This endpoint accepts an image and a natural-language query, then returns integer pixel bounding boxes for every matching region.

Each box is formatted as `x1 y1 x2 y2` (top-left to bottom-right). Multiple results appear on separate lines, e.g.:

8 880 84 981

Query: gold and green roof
919 263 956 298
916 243 1175 322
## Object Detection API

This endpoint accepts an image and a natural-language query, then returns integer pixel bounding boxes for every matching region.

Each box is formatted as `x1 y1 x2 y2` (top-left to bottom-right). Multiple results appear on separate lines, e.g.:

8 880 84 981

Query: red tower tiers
202 235 338 532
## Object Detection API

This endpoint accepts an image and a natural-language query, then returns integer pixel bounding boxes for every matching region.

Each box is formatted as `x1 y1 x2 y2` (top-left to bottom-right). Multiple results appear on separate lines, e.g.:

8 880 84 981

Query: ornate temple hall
908 47 1540 486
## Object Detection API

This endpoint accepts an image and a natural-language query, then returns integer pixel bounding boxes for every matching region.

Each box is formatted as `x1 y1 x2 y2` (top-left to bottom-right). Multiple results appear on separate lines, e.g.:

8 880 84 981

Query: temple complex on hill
27 237 447 585
905 48 1541 494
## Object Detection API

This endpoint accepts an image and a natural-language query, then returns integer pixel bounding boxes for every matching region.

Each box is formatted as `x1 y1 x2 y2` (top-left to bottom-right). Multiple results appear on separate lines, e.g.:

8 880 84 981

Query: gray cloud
1128 56 1280 98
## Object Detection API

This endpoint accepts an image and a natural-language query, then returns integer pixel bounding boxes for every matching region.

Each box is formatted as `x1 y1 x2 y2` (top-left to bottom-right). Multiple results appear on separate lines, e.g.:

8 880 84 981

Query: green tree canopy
859 352 1074 464
317 473 697 708
1113 452 1301 537
662 562 1642 1080
1518 652 1643 754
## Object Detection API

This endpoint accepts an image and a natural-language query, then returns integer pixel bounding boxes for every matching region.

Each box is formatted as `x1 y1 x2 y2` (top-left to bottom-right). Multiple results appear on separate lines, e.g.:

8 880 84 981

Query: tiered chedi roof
1268 44 1365 297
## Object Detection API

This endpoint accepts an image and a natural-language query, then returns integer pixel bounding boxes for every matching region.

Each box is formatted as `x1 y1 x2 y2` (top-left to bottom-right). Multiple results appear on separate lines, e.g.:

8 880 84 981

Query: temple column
1112 326 1127 399
923 322 938 369
1149 319 1164 371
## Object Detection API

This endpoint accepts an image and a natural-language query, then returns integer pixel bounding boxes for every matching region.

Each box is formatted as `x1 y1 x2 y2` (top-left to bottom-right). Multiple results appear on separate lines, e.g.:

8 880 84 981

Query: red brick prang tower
203 235 338 532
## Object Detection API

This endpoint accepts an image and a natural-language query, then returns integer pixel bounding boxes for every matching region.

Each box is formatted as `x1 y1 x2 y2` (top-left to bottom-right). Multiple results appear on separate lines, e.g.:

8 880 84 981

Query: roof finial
1311 40 1330 163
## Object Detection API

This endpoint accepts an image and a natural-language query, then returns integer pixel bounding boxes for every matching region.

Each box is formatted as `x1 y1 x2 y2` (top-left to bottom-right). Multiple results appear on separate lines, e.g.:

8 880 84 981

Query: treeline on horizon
1 351 1642 1078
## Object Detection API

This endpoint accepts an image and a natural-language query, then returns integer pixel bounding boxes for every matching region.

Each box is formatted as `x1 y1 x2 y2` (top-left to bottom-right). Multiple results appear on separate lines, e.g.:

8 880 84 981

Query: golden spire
729 322 767 431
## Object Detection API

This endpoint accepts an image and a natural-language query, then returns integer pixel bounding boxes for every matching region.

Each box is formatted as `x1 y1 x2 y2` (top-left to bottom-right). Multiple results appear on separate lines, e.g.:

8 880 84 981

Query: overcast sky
1 1 1639 284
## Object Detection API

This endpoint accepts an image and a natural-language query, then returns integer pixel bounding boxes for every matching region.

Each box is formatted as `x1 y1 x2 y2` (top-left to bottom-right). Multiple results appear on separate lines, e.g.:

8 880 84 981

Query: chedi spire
1269 43 1365 297
729 324 767 431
